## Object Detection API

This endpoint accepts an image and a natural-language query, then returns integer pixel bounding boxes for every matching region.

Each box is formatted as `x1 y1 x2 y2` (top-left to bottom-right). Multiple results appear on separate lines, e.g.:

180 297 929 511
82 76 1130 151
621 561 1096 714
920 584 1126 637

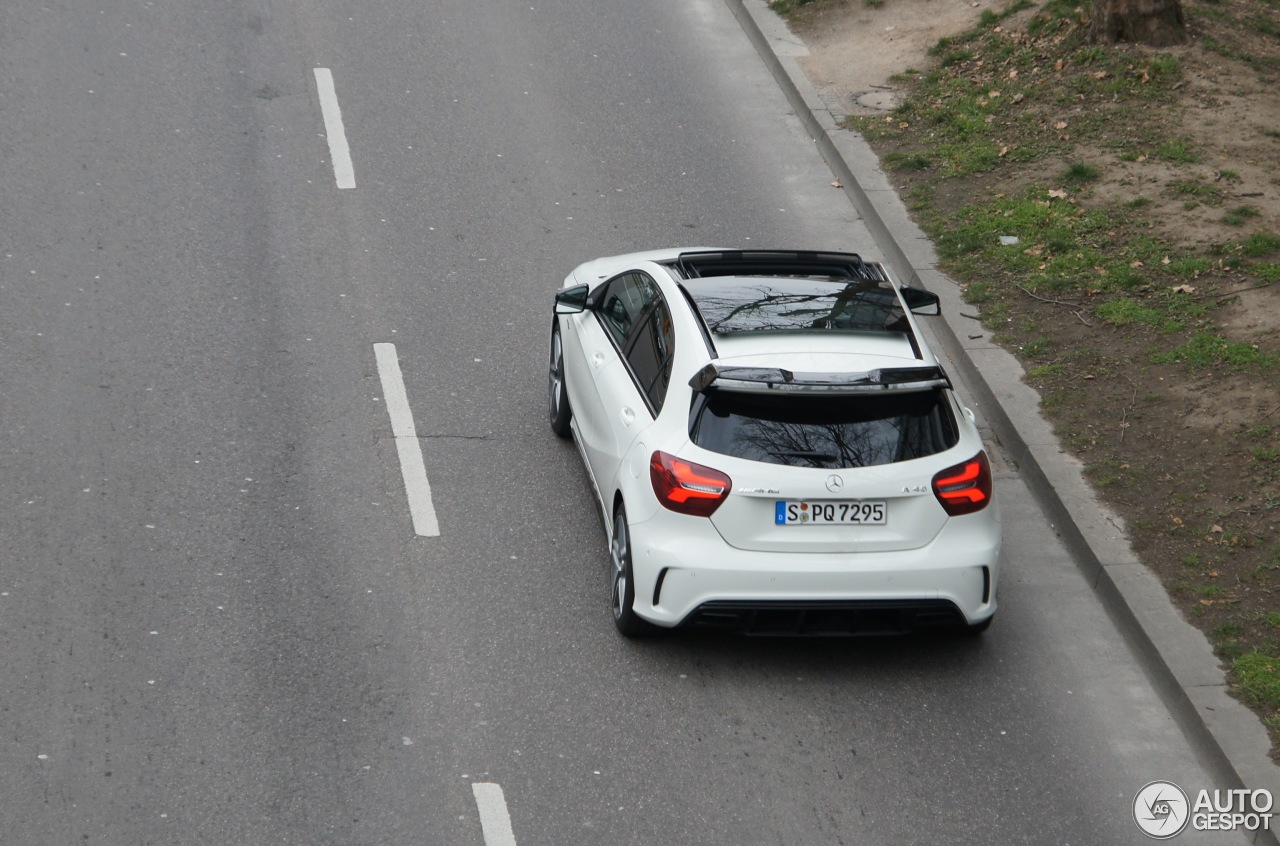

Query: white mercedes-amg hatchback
548 249 1002 636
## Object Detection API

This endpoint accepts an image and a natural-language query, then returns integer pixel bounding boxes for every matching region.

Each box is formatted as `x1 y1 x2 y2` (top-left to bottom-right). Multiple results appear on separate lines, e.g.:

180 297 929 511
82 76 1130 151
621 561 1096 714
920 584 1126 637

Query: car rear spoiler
673 249 885 282
688 363 951 395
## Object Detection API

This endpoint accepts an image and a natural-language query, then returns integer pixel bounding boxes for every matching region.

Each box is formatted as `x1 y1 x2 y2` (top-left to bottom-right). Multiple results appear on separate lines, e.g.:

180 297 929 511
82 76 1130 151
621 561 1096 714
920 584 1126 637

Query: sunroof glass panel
686 277 907 335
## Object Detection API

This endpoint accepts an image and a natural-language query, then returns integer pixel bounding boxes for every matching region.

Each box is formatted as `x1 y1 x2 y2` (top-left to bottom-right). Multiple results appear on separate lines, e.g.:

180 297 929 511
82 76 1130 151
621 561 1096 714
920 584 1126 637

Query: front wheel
548 324 572 438
610 502 658 638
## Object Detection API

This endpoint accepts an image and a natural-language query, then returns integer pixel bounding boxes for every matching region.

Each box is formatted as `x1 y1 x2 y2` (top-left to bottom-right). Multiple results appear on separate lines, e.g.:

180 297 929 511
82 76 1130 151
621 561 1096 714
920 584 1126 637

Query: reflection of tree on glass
691 277 908 335
690 390 959 470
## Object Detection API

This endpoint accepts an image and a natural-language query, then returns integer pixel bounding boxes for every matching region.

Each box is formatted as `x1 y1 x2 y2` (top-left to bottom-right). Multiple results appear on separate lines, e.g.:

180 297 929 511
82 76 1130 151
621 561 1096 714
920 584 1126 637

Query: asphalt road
0 0 1247 843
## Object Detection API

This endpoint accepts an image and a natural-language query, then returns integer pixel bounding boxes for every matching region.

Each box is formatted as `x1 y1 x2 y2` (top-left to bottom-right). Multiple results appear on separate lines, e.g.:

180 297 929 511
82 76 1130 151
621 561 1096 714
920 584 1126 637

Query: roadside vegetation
777 0 1280 747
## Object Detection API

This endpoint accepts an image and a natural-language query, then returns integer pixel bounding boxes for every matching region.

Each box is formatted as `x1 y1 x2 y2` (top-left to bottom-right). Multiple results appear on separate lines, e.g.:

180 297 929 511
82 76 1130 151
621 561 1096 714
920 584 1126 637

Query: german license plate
775 500 887 525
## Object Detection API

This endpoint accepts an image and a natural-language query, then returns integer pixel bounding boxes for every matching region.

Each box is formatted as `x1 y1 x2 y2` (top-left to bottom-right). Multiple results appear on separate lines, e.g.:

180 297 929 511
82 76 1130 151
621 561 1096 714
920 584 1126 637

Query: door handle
620 407 635 426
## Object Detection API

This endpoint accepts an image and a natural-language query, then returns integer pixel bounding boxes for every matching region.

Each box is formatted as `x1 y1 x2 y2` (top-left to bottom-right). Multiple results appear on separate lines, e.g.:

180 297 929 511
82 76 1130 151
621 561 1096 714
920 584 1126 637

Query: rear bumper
629 516 1001 629
680 599 971 635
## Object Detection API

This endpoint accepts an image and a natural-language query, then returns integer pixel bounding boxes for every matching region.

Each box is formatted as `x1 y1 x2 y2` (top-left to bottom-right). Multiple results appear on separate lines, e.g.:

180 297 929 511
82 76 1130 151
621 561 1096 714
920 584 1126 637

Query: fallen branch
1014 282 1082 309
1209 280 1278 303
1119 376 1138 446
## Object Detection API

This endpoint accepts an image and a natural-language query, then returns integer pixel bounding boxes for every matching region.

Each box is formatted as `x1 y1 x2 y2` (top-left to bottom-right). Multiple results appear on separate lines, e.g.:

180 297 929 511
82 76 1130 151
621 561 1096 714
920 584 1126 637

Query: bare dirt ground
797 0 1006 111
777 0 1280 747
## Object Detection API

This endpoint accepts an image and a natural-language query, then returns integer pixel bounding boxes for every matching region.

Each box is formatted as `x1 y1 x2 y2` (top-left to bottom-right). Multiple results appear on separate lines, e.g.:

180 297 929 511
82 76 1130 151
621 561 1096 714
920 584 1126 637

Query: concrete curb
724 0 1280 839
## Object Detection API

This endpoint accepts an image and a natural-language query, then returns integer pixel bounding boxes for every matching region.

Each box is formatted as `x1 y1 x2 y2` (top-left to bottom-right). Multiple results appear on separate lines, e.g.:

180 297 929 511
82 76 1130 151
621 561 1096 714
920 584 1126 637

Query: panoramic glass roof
685 277 907 335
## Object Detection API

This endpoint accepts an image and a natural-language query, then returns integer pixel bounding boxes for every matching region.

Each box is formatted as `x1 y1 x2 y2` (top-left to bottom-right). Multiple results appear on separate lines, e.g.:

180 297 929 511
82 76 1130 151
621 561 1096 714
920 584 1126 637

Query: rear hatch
689 385 960 553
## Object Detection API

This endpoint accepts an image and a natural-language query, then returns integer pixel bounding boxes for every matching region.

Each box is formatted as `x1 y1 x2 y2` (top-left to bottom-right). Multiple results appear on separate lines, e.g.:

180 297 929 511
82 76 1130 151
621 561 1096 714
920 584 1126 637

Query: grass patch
767 0 821 17
1223 205 1261 226
1168 179 1220 200
1242 233 1280 257
1022 337 1054 356
1063 160 1101 182
1096 297 1166 329
1152 333 1277 369
1235 651 1280 717
1156 138 1199 163
882 152 932 171
1028 363 1065 378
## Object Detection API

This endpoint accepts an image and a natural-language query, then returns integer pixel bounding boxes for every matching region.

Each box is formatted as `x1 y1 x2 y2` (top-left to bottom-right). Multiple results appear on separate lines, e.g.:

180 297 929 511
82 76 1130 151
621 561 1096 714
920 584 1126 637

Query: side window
626 299 676 414
597 273 655 347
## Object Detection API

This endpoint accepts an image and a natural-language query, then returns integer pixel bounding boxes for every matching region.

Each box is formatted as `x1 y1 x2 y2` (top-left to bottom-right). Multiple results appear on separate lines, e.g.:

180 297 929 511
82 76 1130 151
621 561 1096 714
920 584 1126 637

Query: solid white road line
313 67 356 189
471 783 518 846
373 343 440 537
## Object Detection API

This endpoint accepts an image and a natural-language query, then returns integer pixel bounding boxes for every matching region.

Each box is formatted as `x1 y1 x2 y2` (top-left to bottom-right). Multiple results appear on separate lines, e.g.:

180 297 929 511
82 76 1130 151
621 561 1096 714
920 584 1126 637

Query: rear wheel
548 325 572 438
610 502 658 638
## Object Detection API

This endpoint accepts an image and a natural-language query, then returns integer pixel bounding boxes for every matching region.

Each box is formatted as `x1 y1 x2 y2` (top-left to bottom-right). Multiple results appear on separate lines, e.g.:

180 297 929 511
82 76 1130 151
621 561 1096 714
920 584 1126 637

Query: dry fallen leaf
831 180 843 188
1200 599 1215 606
1130 260 1144 268
1008 69 1018 79
999 146 1009 157
1048 188 1069 199
1212 524 1224 533
1170 284 1196 294
1055 121 1068 130
1136 154 1147 162
1054 59 1065 70
1161 255 1171 265
1094 71 1108 79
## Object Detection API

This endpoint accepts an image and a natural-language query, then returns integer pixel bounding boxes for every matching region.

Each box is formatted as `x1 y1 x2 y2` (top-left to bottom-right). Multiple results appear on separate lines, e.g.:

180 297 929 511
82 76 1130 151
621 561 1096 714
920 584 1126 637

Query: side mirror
554 283 590 314
900 286 941 316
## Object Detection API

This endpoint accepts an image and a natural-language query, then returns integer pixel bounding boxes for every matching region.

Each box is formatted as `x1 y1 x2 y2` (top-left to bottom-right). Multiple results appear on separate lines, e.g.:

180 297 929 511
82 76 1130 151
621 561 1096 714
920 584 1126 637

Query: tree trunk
1092 0 1189 46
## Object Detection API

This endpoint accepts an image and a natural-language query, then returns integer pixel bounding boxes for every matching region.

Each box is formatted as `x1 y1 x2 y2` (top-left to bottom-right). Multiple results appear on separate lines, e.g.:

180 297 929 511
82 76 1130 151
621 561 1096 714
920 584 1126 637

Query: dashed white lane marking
313 67 356 189
373 343 440 537
471 783 518 846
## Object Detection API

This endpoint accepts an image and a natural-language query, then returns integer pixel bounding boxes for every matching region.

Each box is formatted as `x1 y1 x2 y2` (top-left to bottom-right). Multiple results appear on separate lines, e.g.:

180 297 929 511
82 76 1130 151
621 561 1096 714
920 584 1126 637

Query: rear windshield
690 389 958 469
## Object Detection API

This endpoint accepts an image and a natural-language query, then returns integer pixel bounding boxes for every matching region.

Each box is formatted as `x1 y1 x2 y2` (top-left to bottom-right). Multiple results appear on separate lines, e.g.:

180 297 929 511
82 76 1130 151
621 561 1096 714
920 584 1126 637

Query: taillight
650 450 732 517
932 451 992 516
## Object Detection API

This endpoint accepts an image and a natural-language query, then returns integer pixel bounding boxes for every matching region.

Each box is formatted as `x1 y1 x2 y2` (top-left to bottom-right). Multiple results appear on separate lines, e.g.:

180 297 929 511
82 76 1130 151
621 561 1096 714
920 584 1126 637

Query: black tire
610 502 659 638
548 324 572 438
